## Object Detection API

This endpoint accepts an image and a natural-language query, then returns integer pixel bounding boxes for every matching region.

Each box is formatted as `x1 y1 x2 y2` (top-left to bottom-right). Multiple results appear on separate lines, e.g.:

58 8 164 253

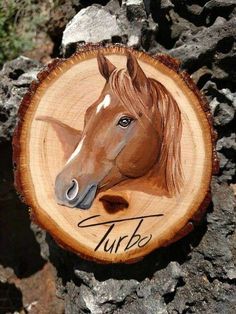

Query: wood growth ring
13 45 217 263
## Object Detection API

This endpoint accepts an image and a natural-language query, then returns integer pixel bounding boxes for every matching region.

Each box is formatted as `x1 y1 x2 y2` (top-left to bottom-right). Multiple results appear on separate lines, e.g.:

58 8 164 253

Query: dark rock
204 0 236 11
191 66 213 89
47 0 80 40
166 180 236 313
201 81 235 126
31 222 49 261
46 0 80 57
0 282 23 313
137 262 185 298
203 81 236 127
218 152 229 169
115 295 168 314
200 79 235 183
73 270 139 313
1 1 236 312
216 134 236 182
214 103 235 126
213 40 236 83
0 56 41 142
186 4 203 16
217 134 236 151
126 0 147 21
169 9 198 42
229 6 236 18
160 0 174 10
143 0 151 15
63 281 85 314
0 140 63 312
105 0 122 14
169 17 236 69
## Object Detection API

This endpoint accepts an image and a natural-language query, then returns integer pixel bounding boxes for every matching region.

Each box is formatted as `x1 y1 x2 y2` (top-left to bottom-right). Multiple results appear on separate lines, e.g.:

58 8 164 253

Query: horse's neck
146 161 169 195
111 170 169 197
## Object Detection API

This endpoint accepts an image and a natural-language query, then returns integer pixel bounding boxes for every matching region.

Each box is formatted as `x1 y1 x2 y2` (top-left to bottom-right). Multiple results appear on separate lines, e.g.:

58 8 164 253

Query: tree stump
13 45 217 263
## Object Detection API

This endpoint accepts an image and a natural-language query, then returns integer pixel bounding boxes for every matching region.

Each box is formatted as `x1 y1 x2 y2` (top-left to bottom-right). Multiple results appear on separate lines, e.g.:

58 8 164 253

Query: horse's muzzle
55 175 98 209
75 183 98 209
65 179 79 201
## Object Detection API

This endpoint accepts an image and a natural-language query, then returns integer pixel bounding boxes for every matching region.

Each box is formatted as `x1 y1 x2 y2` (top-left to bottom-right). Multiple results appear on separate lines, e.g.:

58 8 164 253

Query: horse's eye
117 116 133 128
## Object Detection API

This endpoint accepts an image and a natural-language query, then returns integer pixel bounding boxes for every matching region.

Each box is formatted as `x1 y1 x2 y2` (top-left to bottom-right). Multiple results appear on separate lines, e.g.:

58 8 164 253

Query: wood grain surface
13 45 218 263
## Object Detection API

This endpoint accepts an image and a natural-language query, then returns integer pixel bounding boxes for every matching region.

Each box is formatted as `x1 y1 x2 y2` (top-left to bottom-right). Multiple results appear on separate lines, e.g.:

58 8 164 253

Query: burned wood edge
12 43 219 264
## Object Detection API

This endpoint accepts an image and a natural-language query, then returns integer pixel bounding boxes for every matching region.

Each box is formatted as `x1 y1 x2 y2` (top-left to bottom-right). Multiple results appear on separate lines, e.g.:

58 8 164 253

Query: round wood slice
13 44 218 263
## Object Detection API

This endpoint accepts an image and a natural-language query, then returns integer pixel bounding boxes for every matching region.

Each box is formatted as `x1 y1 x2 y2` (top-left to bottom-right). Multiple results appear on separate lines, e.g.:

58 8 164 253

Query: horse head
37 52 182 209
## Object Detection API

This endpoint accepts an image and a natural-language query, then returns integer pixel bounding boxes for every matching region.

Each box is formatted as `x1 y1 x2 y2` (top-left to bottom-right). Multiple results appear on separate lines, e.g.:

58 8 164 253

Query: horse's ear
126 52 149 93
97 52 116 81
36 116 82 160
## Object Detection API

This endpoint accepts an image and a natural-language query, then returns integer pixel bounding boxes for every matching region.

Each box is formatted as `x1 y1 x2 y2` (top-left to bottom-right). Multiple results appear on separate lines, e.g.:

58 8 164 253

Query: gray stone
214 103 235 126
191 66 212 86
216 134 236 182
126 0 144 4
62 5 122 46
105 0 121 15
201 180 236 279
201 81 235 128
230 6 236 18
186 4 203 16
0 265 14 283
218 152 228 169
63 281 84 314
169 17 236 67
204 0 236 10
217 134 236 151
210 179 236 235
212 41 236 82
62 1 158 54
0 56 41 141
30 222 49 261
126 0 147 20
160 0 174 10
1 1 236 312
209 97 219 115
74 269 139 313
169 9 198 41
116 295 168 314
165 181 236 313
87 278 139 304
220 88 236 109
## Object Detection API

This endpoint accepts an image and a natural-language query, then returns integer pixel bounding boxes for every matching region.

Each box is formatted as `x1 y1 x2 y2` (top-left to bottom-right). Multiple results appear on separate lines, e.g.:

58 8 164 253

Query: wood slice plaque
13 45 218 263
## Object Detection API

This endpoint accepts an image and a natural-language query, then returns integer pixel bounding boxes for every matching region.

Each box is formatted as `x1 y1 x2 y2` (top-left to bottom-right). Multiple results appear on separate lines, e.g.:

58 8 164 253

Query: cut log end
13 44 216 263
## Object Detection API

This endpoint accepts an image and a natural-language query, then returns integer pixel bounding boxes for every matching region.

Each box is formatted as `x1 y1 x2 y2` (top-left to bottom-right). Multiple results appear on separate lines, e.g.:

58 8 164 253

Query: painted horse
37 51 183 209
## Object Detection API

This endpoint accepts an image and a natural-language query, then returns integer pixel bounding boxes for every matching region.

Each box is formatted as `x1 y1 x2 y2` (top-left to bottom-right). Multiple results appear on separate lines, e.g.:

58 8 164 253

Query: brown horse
37 52 183 209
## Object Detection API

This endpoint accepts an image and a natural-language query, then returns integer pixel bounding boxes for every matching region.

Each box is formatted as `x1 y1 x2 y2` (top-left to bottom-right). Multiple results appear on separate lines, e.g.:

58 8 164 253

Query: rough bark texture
0 0 236 313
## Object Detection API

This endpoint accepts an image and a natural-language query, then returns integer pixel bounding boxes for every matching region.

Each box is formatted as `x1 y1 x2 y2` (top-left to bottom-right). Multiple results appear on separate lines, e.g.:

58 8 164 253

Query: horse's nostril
66 179 79 201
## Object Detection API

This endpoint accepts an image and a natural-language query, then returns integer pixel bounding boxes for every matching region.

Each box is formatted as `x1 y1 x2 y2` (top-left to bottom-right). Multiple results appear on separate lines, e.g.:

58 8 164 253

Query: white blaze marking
96 94 111 113
66 136 86 165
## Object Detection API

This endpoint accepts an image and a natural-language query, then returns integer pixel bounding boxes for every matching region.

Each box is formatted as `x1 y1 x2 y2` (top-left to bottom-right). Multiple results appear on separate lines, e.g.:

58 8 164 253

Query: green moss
0 0 50 67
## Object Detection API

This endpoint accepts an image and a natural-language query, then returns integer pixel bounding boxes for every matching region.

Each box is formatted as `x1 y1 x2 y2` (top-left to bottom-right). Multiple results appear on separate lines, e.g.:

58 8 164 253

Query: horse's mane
109 68 183 196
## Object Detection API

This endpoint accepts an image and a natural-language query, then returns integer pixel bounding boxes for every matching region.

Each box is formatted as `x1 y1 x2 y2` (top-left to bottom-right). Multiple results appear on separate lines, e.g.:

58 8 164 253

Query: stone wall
0 1 235 313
